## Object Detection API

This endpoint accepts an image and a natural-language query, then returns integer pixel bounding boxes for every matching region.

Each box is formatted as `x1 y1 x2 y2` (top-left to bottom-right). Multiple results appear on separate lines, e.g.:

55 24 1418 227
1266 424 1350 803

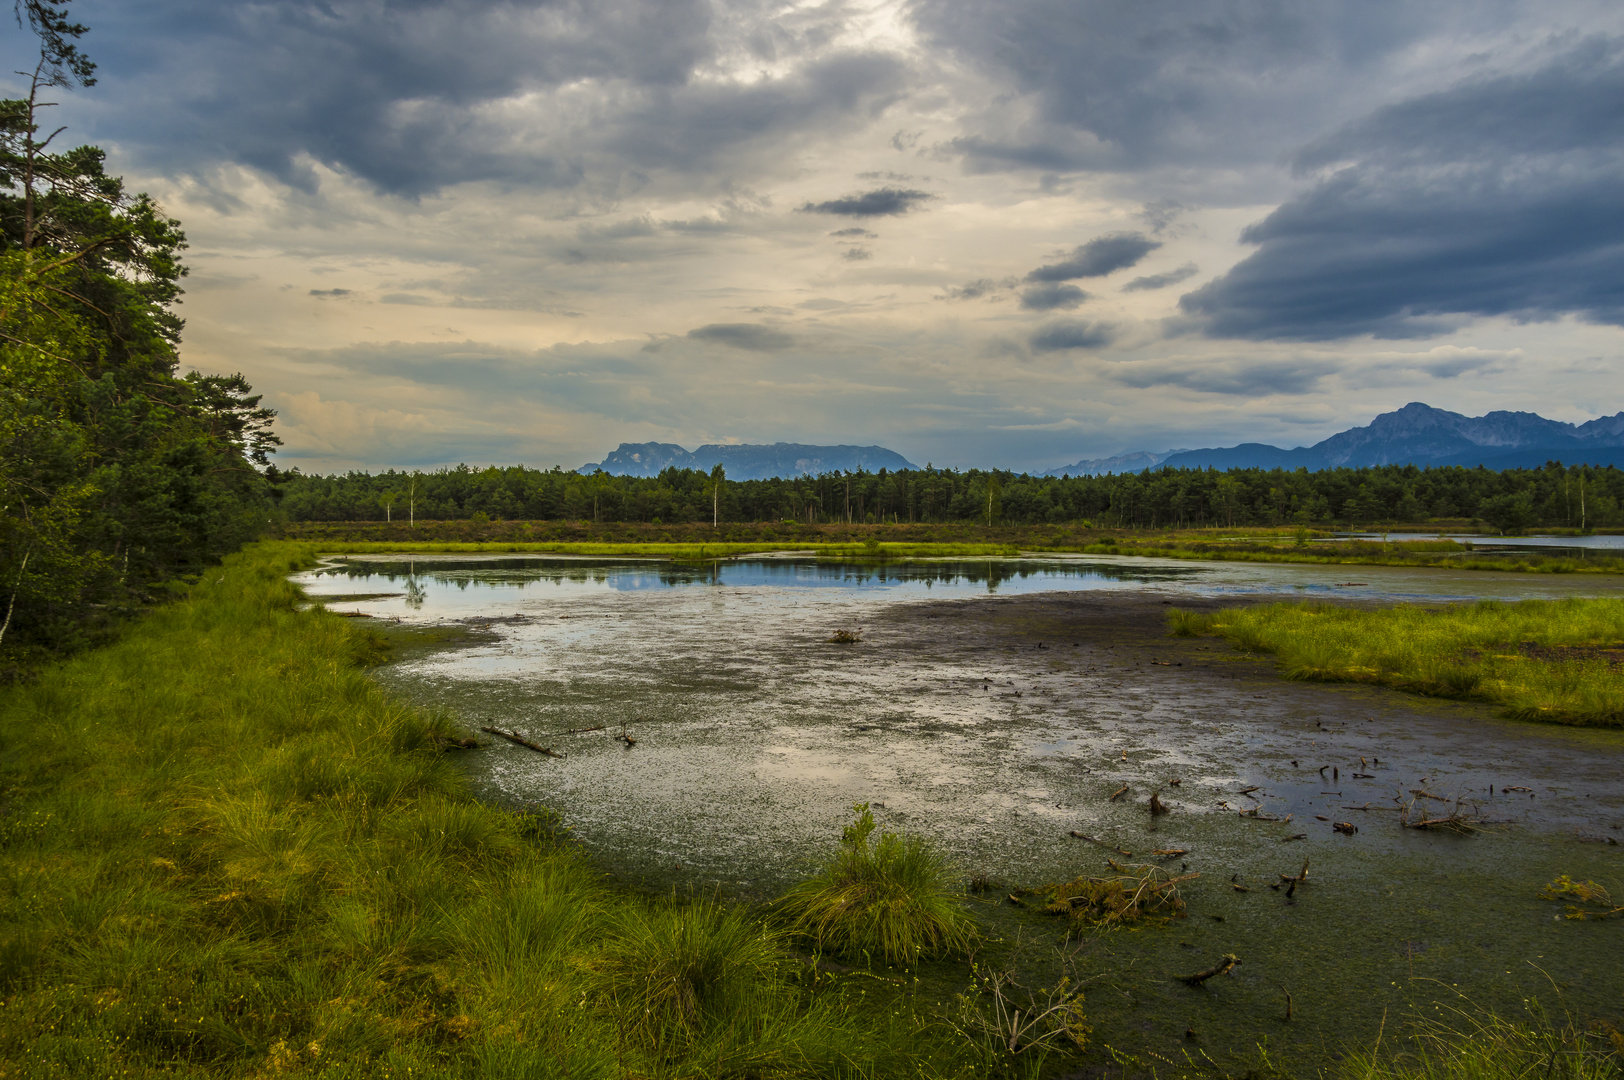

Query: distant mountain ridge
579 442 918 480
1048 403 1624 476
1043 449 1191 477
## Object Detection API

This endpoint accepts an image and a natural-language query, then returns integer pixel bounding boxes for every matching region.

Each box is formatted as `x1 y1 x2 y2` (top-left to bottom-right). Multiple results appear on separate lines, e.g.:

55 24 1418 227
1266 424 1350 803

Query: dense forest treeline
279 459 1623 533
1 6 278 666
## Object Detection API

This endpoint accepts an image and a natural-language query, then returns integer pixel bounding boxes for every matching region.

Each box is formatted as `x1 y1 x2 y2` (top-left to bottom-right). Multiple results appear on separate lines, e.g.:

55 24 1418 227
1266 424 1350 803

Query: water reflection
309 555 1202 596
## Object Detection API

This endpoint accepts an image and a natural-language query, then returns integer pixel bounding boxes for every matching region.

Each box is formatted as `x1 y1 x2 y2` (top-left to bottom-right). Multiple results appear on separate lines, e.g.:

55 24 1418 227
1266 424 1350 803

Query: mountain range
1046 403 1624 476
579 442 917 480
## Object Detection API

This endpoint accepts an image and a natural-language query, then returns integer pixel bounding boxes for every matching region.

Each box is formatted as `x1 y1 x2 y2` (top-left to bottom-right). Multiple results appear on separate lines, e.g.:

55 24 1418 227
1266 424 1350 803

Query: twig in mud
1149 791 1171 816
1109 784 1130 802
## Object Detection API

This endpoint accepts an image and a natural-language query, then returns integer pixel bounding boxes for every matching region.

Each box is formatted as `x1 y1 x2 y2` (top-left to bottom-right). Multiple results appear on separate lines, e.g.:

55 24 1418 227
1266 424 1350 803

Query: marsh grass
776 804 978 969
1343 1004 1624 1080
0 542 952 1078
1170 598 1624 726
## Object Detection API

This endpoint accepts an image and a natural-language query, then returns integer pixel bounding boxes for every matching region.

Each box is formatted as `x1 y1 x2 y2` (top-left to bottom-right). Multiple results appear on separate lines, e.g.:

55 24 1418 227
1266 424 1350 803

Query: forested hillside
1 4 278 667
279 459 1622 532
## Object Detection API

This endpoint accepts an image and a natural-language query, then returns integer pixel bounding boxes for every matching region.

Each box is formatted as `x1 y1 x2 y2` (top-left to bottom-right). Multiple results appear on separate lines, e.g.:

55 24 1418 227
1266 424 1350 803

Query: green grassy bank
0 542 963 1079
1170 598 1624 725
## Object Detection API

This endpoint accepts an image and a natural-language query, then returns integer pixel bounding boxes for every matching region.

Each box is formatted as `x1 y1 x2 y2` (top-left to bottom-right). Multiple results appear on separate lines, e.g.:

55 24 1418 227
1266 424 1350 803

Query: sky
8 0 1624 473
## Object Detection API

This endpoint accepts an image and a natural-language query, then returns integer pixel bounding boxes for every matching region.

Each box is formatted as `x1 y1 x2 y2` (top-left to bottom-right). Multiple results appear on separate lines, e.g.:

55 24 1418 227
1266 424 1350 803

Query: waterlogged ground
296 555 1624 1074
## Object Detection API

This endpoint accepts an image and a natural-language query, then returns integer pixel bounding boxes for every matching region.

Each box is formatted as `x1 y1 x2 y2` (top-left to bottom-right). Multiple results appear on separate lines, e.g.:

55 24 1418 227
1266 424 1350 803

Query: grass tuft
776 803 977 969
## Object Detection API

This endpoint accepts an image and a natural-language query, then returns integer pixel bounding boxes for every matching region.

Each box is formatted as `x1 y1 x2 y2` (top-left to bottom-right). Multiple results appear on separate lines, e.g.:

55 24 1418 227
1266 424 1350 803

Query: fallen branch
479 726 565 757
1070 831 1132 856
1109 784 1130 802
1179 954 1240 987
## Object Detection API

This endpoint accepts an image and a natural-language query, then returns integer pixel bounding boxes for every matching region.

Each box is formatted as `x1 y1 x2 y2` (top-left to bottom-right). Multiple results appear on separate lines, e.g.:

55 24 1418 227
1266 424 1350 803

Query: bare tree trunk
0 550 31 650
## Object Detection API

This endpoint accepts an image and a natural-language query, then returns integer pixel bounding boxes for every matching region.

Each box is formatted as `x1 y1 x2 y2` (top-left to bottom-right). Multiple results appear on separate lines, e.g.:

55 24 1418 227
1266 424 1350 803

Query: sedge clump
776 803 976 968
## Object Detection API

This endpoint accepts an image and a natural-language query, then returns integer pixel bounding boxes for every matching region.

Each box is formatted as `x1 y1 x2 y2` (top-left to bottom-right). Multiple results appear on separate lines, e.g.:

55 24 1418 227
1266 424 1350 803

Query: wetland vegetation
4 542 1623 1078
0 543 966 1078
1171 598 1624 726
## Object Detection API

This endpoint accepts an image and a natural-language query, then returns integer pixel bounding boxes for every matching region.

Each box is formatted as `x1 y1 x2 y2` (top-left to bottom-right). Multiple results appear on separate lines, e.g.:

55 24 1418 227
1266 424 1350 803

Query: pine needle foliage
776 803 977 969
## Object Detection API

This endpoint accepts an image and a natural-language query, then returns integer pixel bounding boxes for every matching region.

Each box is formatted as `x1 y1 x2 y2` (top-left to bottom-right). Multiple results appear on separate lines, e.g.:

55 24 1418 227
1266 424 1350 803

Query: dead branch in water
479 726 565 757
1043 863 1198 927
1179 954 1240 987
1149 791 1171 816
1399 794 1479 833
1109 784 1130 802
1069 831 1132 856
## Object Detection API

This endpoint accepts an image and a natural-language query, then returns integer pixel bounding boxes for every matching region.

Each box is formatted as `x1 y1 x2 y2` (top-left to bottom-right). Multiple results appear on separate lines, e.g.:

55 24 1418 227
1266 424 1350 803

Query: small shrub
776 804 976 968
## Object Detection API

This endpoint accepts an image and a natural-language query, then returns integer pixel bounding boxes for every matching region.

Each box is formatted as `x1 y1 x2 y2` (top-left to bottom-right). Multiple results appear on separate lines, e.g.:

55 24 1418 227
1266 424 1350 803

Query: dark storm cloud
687 323 797 351
1122 264 1198 292
912 0 1533 173
937 279 1003 301
58 0 906 196
309 288 352 297
1029 320 1115 352
1026 233 1159 282
1180 38 1624 340
1019 283 1087 310
799 188 934 217
1104 358 1329 396
829 228 877 237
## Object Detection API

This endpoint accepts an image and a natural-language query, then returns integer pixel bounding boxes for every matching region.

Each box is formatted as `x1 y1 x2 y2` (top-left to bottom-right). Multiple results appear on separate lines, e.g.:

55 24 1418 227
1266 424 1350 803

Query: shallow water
296 554 1624 1072
1343 532 1624 551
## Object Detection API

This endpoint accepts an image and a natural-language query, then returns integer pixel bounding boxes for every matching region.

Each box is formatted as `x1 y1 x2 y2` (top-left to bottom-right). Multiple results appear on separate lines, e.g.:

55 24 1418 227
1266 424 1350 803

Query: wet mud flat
339 565 1624 1073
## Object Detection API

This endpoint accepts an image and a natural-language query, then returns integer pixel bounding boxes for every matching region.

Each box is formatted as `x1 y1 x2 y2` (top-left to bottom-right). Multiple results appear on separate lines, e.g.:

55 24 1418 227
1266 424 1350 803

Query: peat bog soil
344 570 1624 1076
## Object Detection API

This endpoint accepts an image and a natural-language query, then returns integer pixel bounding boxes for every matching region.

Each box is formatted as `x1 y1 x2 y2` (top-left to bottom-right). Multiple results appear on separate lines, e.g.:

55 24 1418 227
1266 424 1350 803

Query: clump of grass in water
776 803 977 968
1166 599 1624 727
1540 875 1624 920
